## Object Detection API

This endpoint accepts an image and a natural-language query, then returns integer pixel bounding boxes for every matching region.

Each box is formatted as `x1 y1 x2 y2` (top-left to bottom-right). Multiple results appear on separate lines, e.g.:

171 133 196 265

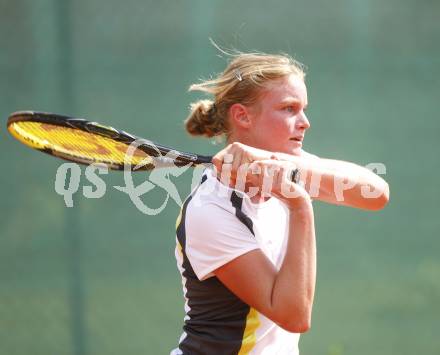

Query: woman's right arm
214 164 316 333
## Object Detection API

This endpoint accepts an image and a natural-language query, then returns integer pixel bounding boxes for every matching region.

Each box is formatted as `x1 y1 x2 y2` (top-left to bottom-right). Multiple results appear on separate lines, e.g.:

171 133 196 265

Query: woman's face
247 74 310 156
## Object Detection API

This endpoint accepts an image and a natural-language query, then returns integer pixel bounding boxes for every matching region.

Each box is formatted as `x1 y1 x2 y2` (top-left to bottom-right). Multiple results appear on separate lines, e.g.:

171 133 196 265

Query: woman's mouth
289 136 304 142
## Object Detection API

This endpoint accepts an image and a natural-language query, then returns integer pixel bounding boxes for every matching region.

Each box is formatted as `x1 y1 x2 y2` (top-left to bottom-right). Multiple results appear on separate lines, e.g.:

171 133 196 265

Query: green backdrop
1 0 439 354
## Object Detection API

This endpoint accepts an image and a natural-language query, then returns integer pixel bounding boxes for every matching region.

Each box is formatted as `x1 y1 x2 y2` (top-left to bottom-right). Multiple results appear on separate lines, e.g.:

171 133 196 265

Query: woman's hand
246 159 311 209
212 142 279 193
212 142 277 178
212 142 311 207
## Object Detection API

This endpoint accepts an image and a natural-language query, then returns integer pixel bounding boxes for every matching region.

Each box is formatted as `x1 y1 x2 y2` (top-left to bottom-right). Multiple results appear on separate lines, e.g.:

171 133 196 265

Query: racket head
7 111 212 171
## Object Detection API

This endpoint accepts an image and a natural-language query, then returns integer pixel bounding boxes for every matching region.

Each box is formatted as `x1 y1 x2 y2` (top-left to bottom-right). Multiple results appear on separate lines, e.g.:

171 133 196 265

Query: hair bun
185 99 226 137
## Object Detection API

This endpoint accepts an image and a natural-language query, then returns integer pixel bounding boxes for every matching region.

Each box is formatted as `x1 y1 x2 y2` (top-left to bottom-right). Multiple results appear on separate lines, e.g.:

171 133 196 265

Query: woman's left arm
212 143 390 211
276 151 390 211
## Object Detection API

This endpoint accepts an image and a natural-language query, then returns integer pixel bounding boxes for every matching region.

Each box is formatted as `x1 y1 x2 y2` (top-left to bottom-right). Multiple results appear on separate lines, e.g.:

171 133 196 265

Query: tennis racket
7 111 212 171
7 110 299 181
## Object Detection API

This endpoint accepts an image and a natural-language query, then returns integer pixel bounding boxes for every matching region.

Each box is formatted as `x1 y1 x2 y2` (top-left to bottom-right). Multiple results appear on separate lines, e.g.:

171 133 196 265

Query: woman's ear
229 103 252 129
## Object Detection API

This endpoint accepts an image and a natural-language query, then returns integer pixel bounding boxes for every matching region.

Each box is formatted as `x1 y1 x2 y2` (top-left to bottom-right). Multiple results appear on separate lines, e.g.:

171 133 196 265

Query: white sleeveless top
171 169 300 355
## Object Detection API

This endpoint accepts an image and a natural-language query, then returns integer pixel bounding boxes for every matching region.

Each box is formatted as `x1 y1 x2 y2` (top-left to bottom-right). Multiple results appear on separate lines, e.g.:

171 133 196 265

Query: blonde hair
185 52 305 138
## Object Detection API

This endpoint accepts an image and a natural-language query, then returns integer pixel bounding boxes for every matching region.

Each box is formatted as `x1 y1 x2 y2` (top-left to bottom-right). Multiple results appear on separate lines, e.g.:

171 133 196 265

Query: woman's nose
297 112 311 130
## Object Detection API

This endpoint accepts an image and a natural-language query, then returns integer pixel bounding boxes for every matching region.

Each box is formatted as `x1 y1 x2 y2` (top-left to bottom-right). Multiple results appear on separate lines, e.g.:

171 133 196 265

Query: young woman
171 53 389 355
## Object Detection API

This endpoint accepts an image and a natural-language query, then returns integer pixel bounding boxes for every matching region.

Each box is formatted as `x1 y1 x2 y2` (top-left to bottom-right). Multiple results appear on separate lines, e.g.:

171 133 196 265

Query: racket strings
9 121 151 167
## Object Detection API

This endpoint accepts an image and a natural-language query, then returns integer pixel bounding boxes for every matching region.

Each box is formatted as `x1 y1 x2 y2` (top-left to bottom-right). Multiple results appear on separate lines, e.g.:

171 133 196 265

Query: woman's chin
284 146 303 156
292 148 303 156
